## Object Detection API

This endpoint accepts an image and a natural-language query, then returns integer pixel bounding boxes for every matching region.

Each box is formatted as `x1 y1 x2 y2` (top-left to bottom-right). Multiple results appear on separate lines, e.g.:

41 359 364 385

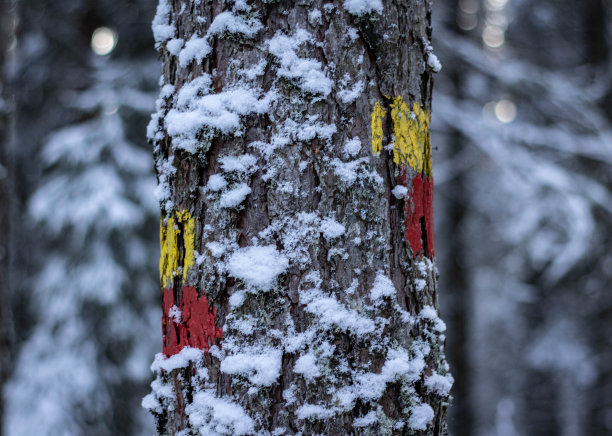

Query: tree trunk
0 1 14 433
144 1 451 434
440 123 471 436
438 2 471 434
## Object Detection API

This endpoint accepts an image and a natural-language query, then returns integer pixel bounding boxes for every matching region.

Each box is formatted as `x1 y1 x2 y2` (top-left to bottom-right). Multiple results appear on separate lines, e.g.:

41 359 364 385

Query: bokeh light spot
482 25 505 48
494 100 517 123
91 27 117 56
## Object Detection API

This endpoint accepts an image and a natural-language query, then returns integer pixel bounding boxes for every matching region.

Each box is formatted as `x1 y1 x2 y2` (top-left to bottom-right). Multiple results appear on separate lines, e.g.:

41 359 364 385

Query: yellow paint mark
371 101 386 155
371 97 432 175
159 216 174 285
160 210 196 286
178 210 196 282
389 97 431 175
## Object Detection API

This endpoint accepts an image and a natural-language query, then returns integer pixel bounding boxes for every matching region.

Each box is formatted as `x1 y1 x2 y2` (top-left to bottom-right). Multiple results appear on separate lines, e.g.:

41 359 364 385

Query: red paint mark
404 173 435 258
162 286 223 356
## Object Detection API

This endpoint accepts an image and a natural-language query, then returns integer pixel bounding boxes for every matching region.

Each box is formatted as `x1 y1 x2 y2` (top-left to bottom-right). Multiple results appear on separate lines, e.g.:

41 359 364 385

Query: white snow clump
227 245 289 290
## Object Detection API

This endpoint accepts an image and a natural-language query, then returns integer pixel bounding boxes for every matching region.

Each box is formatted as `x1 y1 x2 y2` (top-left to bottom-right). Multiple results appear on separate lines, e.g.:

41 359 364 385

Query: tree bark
583 0 607 66
144 1 451 434
438 2 471 434
0 1 14 433
440 125 471 436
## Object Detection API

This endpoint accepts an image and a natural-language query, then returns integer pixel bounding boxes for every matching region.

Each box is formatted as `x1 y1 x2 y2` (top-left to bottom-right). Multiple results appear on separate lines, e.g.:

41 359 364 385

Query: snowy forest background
0 0 611 435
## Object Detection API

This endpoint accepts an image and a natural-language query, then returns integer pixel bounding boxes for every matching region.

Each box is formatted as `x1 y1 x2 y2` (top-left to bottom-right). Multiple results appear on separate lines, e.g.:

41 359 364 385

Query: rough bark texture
145 1 450 434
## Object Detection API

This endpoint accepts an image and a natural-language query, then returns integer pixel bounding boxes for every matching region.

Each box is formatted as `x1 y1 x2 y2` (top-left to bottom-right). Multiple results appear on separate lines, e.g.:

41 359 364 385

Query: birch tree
144 1 452 434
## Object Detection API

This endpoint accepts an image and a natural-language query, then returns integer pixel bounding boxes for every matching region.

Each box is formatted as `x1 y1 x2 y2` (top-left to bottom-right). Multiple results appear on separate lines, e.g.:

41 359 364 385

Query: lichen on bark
144 1 451 435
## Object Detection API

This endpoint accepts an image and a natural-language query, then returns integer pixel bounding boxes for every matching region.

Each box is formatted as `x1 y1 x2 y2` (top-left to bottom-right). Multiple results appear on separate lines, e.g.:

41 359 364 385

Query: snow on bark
146 1 451 435
343 0 384 16
227 245 289 290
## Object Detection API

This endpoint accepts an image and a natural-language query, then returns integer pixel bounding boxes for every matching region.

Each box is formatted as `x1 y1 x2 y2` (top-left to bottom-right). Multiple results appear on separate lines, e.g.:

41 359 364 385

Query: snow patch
219 154 258 174
308 9 323 25
425 42 442 73
153 0 175 45
219 183 252 208
408 403 434 430
283 385 297 405
428 53 442 72
353 410 378 427
392 185 408 199
415 278 427 292
300 273 376 336
295 117 337 142
343 0 383 16
425 373 453 397
179 36 211 68
187 390 255 435
334 348 425 409
176 75 212 108
166 38 184 56
154 155 176 208
143 378 176 414
370 271 396 304
241 59 267 80
320 217 345 240
168 305 182 324
337 80 364 104
330 157 368 186
343 137 362 157
208 11 262 37
141 391 163 414
206 174 227 192
150 347 203 373
178 12 262 67
205 241 226 258
294 353 320 381
229 290 246 308
165 86 274 152
221 348 282 386
267 29 333 96
296 404 337 420
420 306 447 332
227 245 289 290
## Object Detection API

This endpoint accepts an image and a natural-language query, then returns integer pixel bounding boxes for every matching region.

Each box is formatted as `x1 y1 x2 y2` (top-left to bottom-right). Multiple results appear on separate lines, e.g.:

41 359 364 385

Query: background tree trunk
0 1 15 433
435 2 471 435
144 1 451 434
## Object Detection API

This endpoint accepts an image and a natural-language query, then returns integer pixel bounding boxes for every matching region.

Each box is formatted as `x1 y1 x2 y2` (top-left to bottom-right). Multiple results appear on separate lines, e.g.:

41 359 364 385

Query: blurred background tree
1 0 611 435
0 0 15 431
433 0 612 435
2 1 159 434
